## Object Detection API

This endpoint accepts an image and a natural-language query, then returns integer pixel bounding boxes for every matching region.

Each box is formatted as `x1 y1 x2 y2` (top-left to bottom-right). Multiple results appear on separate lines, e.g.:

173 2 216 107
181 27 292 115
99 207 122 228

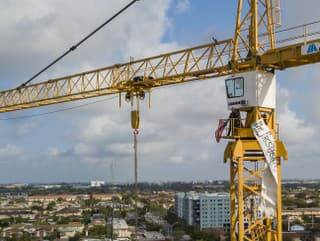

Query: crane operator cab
223 70 276 138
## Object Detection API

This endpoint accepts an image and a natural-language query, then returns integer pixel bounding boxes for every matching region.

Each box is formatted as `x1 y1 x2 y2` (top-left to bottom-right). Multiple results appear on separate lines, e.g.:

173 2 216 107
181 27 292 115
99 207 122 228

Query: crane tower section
222 70 287 241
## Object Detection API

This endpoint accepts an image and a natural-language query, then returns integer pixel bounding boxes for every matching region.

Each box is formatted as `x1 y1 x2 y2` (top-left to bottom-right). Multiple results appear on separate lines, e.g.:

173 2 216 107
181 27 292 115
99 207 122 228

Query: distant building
174 192 230 230
56 207 82 217
137 231 166 241
183 192 200 226
26 194 77 202
174 192 184 218
112 218 131 239
90 213 106 226
290 224 305 232
199 193 230 230
43 184 62 189
90 180 105 187
57 222 84 239
0 208 36 220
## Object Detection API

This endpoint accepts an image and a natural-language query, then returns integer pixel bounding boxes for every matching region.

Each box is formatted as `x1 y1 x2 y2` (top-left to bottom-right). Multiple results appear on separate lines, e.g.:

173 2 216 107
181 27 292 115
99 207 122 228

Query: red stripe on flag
215 120 226 143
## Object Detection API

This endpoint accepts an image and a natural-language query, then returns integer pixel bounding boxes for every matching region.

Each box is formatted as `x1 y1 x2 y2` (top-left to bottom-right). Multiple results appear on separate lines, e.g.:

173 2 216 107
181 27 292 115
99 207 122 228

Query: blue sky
0 0 319 183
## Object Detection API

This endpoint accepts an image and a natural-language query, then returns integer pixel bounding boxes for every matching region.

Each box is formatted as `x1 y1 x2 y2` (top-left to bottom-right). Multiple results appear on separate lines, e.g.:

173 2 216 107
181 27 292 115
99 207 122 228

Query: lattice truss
0 40 234 113
230 155 278 241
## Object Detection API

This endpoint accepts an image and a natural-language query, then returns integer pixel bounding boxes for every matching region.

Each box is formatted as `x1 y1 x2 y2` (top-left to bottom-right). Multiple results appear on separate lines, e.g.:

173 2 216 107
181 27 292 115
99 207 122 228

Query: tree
0 219 10 228
47 201 56 211
89 225 109 237
14 197 26 203
47 229 59 241
69 234 80 241
173 228 185 240
6 232 32 241
146 222 161 231
84 197 99 208
31 205 43 212
57 216 70 224
122 193 133 205
82 210 91 225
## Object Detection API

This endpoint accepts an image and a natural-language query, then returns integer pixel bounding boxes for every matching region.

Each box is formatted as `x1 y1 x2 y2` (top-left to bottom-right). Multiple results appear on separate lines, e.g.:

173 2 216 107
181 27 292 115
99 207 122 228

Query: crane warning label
302 42 320 55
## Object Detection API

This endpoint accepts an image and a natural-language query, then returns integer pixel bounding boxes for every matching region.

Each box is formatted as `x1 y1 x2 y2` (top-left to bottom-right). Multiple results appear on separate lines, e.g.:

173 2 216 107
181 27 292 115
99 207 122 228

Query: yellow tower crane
1 1 320 241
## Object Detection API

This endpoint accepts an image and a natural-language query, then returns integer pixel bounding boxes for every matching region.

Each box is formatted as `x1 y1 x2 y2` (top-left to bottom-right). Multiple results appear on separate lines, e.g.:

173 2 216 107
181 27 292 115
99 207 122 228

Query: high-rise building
174 192 184 218
183 192 200 226
199 193 230 230
174 192 230 230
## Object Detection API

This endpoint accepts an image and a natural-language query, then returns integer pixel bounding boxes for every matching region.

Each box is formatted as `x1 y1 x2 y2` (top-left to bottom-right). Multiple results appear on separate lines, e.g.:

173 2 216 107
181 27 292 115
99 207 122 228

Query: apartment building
174 192 230 230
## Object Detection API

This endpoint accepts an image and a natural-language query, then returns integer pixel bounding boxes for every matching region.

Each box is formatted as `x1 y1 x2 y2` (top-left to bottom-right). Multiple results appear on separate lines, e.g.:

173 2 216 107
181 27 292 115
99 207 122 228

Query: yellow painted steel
0 40 233 113
223 107 287 241
0 2 319 241
233 0 276 66
0 37 320 113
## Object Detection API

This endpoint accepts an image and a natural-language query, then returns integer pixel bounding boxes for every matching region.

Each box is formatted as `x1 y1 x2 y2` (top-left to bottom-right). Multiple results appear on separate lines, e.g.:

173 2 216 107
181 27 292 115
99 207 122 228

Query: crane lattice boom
1 37 320 113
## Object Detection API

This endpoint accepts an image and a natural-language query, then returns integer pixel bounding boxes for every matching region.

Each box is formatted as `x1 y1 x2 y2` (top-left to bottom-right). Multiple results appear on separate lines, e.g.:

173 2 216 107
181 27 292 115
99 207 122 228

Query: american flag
215 120 226 143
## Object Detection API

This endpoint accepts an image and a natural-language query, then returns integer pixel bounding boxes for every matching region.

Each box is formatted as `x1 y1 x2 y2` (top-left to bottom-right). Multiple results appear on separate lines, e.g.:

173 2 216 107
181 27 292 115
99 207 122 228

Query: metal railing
218 118 280 139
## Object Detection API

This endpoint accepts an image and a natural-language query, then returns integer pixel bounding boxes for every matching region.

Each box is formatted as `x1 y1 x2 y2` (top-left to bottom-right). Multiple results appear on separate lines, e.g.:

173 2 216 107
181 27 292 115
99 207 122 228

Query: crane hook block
131 110 140 129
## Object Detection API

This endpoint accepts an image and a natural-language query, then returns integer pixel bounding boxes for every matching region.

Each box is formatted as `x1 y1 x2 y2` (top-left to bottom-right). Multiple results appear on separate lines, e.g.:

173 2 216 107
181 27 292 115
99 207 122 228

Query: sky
0 0 319 183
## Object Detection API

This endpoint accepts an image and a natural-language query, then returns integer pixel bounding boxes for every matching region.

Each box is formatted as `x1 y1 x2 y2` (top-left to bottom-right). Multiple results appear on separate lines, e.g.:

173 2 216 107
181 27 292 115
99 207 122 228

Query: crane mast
226 1 286 241
1 1 320 241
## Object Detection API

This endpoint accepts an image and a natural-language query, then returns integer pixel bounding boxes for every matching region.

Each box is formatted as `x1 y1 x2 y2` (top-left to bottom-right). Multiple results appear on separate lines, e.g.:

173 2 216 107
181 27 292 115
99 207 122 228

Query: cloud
277 86 315 144
0 0 174 87
0 144 24 161
176 0 190 13
1 1 320 182
277 66 320 178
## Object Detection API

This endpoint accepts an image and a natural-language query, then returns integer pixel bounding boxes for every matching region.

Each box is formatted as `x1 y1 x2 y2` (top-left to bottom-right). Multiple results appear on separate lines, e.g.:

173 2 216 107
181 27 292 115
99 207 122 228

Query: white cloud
0 144 23 161
277 85 315 146
74 143 97 156
176 0 190 13
0 0 174 86
278 107 314 145
169 155 186 164
1 1 320 182
276 81 320 178
48 147 60 158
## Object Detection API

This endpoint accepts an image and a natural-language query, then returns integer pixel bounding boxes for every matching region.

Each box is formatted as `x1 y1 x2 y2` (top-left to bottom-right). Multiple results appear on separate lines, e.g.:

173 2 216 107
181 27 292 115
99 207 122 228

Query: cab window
225 77 244 98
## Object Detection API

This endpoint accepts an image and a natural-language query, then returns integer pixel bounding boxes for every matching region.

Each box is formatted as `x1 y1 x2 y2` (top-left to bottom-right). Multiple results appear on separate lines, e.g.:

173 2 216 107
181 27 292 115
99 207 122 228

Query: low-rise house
56 207 82 217
92 194 121 201
1 228 23 239
0 207 35 220
1 223 35 238
145 212 164 225
26 194 77 203
57 222 84 239
112 218 131 239
90 213 106 226
137 231 166 241
33 226 55 239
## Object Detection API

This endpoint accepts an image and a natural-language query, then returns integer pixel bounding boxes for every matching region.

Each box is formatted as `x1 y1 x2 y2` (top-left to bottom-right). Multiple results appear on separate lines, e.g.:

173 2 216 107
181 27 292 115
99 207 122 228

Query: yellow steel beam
0 39 233 113
0 34 320 114
261 39 320 69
